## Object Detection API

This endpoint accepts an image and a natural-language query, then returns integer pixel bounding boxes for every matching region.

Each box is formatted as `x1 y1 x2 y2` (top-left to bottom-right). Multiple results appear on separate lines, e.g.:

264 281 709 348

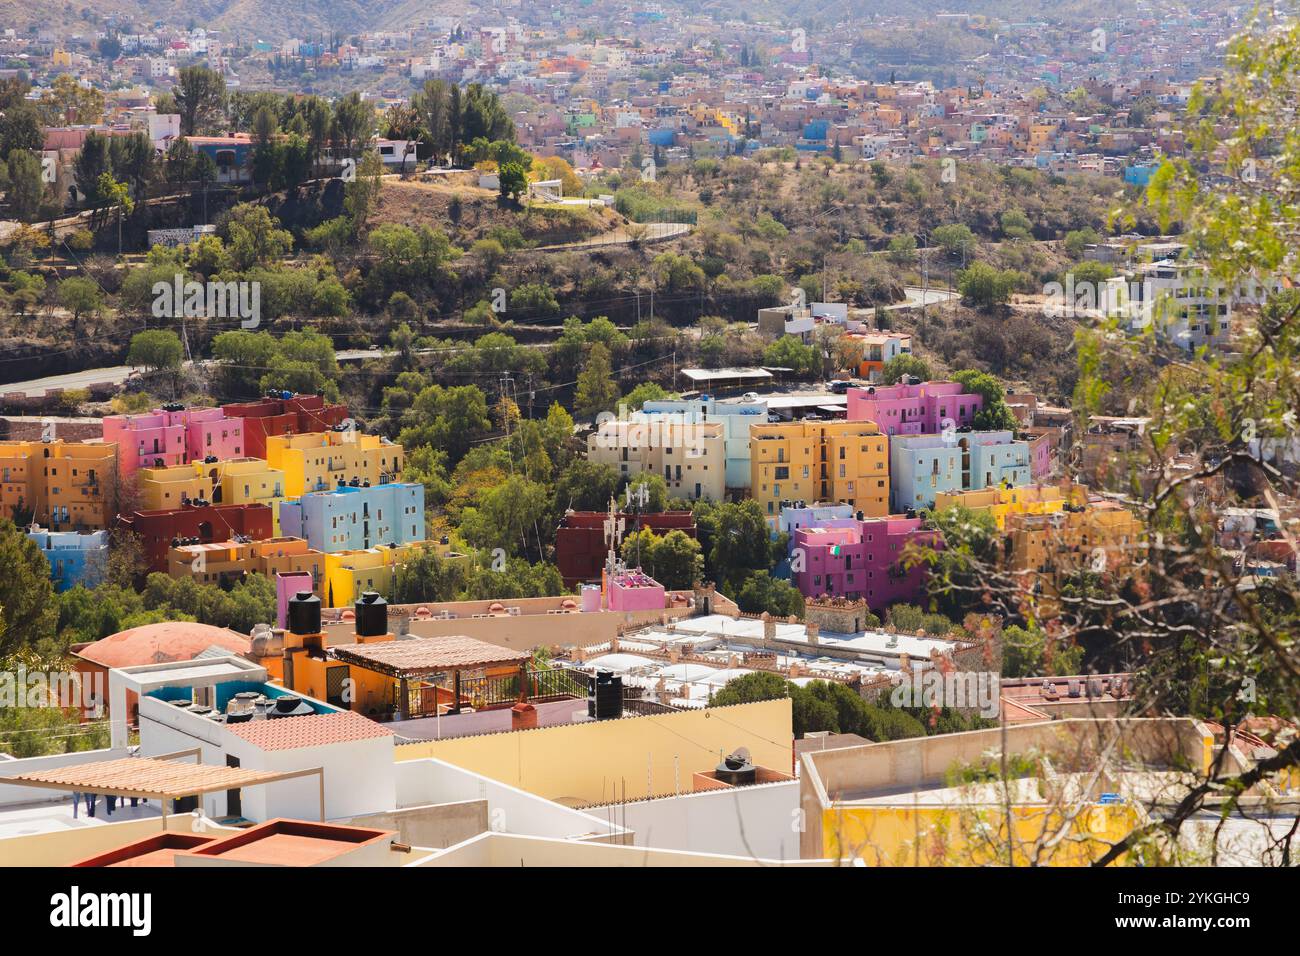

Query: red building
556 511 698 587
117 502 274 572
220 393 348 459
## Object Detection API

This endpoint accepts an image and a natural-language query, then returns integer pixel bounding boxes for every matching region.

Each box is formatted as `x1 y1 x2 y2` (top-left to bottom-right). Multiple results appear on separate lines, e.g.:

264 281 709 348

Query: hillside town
0 0 1293 915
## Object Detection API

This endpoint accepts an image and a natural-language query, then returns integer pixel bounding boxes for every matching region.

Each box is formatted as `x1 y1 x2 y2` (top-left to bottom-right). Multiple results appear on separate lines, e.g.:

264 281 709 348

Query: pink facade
791 516 941 609
103 406 246 476
846 381 983 436
277 572 315 629
1028 433 1053 479
607 569 667 612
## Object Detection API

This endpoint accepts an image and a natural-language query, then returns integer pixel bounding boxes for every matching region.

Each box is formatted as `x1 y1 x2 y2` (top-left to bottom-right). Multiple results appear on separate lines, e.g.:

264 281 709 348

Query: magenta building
606 568 667 612
103 405 247 476
791 515 940 609
846 381 983 436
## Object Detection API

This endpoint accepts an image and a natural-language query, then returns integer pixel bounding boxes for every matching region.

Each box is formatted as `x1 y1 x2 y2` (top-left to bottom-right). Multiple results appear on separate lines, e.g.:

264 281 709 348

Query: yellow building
266 431 404 499
933 482 1085 530
586 418 726 501
138 463 212 511
1004 500 1145 602
801 718 1212 865
0 439 117 530
750 421 889 521
323 540 459 608
140 457 286 531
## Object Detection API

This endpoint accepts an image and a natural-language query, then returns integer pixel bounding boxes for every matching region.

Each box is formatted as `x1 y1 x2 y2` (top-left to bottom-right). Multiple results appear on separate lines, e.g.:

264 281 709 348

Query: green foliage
127 330 184 372
735 571 804 618
956 261 1021 311
0 519 59 655
881 354 932 384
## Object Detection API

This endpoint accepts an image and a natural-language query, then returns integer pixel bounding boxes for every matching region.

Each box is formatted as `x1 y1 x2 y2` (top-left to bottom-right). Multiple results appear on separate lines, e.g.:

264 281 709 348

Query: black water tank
288 590 321 636
587 670 623 720
355 591 388 637
715 747 757 785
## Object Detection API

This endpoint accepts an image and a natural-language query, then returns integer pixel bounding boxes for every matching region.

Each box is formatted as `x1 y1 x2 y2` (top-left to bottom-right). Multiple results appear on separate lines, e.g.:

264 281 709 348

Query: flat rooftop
0 797 161 841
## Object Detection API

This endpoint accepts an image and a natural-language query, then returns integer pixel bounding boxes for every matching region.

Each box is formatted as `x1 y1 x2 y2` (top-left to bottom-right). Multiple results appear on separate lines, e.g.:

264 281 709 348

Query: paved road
885 286 960 310
2 348 395 398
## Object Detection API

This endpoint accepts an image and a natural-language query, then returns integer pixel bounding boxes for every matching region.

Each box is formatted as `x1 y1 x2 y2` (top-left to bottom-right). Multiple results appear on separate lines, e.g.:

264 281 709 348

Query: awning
329 635 531 679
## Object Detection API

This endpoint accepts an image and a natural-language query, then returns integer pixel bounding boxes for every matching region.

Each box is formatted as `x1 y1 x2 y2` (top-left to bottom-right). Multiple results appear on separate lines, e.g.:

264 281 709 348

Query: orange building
0 439 117 530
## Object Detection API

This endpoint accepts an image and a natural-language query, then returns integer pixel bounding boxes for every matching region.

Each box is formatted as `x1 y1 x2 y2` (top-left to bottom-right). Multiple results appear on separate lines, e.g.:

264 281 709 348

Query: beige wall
396 698 794 806
0 815 237 868
409 831 829 867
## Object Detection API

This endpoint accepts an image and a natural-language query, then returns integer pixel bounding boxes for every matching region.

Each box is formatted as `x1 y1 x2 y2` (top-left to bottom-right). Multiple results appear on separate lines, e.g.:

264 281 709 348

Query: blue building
890 431 1032 511
29 529 109 591
279 482 425 553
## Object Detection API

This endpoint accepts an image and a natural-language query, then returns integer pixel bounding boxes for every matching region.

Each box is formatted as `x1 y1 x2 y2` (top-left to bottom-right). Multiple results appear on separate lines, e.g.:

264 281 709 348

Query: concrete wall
408 830 829 867
393 758 624 842
395 698 794 806
799 717 1211 859
345 800 489 850
613 779 800 860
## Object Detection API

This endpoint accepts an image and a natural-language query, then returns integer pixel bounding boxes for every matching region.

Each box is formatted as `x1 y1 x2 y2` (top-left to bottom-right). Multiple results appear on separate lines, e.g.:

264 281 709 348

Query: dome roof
76 622 250 669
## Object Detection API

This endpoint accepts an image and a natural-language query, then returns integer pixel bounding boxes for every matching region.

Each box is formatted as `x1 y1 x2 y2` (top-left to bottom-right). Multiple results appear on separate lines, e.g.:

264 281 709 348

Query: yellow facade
215 458 286 533
138 463 212 510
322 540 454 608
586 418 726 501
750 421 889 521
822 801 1140 866
1005 502 1145 603
266 431 404 499
0 439 117 530
933 483 1084 530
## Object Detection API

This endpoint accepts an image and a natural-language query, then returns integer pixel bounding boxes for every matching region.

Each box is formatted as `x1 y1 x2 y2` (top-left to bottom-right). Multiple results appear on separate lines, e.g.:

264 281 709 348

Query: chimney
354 590 391 643
805 622 819 646
762 612 776 643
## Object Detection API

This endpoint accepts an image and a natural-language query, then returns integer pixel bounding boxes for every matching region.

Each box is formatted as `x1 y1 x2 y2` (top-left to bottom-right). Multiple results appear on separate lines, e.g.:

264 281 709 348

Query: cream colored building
586 417 726 501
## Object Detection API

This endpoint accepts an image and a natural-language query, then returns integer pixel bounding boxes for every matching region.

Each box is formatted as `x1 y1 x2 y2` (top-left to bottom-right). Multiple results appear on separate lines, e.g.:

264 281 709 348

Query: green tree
881 354 932 384
126 330 183 371
574 342 620 418
0 519 58 653
174 65 227 136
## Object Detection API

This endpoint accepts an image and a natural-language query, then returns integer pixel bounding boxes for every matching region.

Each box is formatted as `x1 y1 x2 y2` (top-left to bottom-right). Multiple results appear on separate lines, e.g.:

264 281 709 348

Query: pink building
103 405 246 476
791 515 941 609
606 569 667 612
1028 433 1054 479
846 381 983 436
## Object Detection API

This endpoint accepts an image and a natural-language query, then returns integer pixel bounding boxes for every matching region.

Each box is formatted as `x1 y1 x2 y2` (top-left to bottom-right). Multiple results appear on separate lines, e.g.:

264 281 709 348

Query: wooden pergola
0 749 325 827
330 635 531 719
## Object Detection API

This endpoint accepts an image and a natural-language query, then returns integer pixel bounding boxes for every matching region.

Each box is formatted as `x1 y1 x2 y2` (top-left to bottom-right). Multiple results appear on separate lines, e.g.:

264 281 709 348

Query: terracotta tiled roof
225 709 394 751
0 756 286 798
330 635 531 678
76 622 250 669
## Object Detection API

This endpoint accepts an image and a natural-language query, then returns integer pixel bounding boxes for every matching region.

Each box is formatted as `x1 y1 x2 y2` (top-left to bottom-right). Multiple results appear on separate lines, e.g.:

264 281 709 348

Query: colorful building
117 502 275 572
750 421 889 521
790 515 938 607
639 397 768 490
555 510 697 587
167 536 326 593
846 381 983 436
103 405 245 477
321 540 456 608
220 392 349 459
278 482 425 554
778 502 855 537
1004 500 1145 602
29 529 109 592
841 332 913 382
0 439 117 530
266 430 404 499
890 431 1032 511
933 483 1083 530
586 417 727 501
